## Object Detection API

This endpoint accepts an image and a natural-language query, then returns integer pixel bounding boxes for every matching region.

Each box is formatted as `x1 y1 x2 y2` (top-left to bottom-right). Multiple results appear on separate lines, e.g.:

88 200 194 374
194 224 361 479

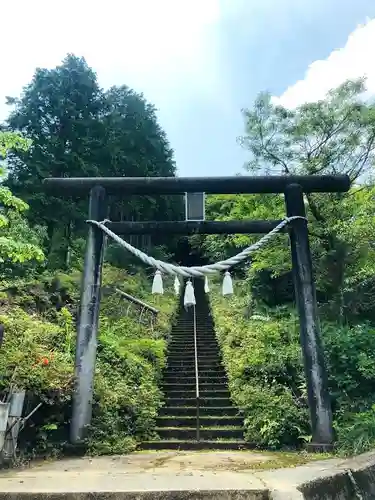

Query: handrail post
193 303 200 442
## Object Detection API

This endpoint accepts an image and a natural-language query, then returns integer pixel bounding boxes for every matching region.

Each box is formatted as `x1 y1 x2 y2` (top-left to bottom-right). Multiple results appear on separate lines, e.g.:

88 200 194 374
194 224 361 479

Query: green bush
0 307 74 457
240 385 308 448
0 308 74 397
335 405 375 456
211 281 375 452
323 322 375 413
0 265 177 457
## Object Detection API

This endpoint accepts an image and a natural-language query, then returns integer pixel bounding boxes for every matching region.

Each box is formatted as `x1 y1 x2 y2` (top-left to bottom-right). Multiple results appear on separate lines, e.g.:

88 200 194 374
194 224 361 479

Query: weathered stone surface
259 451 375 499
0 454 268 500
1 450 375 499
297 472 356 500
340 451 375 499
0 493 268 500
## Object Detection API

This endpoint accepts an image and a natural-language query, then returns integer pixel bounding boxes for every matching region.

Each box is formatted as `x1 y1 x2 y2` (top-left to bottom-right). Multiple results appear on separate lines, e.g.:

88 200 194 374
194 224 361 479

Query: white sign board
185 192 205 221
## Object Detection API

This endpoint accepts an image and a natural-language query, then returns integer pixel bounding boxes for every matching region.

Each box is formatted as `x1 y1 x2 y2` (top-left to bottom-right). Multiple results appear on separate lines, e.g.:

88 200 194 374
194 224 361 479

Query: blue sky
1 0 375 177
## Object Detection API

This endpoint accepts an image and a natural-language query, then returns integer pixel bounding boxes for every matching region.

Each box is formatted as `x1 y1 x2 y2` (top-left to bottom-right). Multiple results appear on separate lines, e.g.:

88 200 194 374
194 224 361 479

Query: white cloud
0 0 231 122
273 18 375 108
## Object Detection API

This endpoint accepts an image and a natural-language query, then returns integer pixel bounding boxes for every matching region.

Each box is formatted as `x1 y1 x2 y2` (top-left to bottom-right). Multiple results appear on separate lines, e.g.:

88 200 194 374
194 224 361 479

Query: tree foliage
240 78 375 181
0 131 44 272
0 131 30 158
4 54 181 269
240 79 375 297
194 79 375 321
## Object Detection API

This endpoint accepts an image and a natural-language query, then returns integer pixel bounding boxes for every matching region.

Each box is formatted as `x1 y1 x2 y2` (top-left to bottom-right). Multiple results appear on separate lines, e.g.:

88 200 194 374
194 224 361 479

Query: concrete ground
0 451 270 499
0 450 374 499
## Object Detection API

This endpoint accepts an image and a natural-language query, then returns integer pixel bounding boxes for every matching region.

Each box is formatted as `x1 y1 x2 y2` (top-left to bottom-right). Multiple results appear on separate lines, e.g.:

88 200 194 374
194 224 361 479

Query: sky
1 0 375 177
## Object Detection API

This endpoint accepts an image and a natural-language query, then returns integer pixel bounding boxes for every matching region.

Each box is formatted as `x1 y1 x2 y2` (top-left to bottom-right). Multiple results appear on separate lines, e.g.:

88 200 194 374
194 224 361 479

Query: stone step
165 390 230 399
169 340 217 345
169 344 218 348
168 347 218 353
170 339 217 344
169 347 218 351
165 363 224 370
169 338 216 343
159 406 239 417
172 325 213 328
166 361 223 366
198 366 225 372
163 375 227 384
156 416 243 427
168 349 219 356
163 383 228 391
167 361 223 369
139 440 253 451
172 332 215 335
167 356 221 362
172 329 214 332
166 397 232 407
167 358 221 363
164 365 226 372
164 370 226 378
171 329 216 333
171 329 215 333
171 334 216 338
164 369 226 378
173 315 211 318
172 326 215 330
172 325 214 328
170 337 217 342
171 324 213 327
155 427 243 440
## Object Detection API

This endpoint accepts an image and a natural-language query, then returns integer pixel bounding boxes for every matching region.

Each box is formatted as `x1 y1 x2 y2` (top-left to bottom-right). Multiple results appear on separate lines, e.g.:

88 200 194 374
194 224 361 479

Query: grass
138 449 336 472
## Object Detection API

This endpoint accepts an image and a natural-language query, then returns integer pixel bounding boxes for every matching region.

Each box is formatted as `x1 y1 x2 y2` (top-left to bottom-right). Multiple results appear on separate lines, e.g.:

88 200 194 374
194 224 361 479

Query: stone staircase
141 279 249 450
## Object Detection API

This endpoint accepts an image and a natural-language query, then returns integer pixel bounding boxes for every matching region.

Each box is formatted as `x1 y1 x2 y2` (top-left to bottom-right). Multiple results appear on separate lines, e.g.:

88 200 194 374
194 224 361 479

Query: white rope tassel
184 280 196 307
222 271 233 296
204 275 210 293
174 275 180 296
152 270 164 294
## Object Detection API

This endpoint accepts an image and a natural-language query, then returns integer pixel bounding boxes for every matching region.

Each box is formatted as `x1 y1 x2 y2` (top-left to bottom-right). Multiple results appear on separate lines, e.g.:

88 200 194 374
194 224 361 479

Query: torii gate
44 174 350 451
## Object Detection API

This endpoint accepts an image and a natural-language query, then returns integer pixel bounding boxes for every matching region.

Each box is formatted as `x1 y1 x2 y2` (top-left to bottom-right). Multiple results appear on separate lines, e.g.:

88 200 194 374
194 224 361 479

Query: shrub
0 308 74 397
323 322 375 414
0 307 74 457
240 385 308 448
0 265 177 457
335 406 375 456
211 280 375 451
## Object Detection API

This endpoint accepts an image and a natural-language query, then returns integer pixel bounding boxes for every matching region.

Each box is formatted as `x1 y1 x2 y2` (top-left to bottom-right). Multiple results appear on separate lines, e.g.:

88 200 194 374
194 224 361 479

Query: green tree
4 54 180 270
240 78 375 314
101 85 179 225
0 132 30 157
241 78 375 180
5 54 103 269
194 79 375 318
0 132 44 274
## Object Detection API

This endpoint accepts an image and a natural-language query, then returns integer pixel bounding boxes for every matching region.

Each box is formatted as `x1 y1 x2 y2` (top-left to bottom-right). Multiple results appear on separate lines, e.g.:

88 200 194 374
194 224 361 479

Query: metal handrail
193 302 200 441
115 288 159 315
